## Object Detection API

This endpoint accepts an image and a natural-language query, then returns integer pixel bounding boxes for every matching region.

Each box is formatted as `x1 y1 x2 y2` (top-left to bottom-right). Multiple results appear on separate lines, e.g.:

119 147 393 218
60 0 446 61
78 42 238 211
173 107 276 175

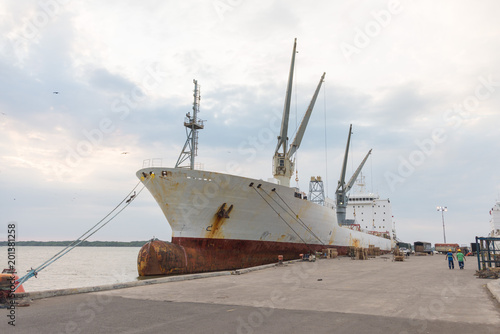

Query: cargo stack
393 247 405 261
367 245 375 258
356 247 368 260
322 248 338 259
348 246 356 259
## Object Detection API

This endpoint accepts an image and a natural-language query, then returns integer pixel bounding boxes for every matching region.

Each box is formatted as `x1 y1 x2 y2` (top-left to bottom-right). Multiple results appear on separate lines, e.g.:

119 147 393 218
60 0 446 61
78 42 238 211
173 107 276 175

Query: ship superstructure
489 201 500 235
489 200 500 249
344 174 395 245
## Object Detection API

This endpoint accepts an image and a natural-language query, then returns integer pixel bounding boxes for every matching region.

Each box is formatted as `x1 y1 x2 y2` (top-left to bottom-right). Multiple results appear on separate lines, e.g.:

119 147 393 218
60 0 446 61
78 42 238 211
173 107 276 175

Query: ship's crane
335 124 372 225
273 38 326 187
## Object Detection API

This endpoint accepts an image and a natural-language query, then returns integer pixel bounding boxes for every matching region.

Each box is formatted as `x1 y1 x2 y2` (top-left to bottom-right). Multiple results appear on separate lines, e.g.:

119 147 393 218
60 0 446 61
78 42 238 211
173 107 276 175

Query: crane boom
335 125 372 225
275 38 297 155
288 72 326 158
337 124 352 193
345 149 372 192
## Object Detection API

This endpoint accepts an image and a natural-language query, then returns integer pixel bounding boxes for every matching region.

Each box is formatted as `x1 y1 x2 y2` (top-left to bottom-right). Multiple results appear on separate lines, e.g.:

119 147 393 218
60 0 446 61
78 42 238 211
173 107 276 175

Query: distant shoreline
0 241 148 247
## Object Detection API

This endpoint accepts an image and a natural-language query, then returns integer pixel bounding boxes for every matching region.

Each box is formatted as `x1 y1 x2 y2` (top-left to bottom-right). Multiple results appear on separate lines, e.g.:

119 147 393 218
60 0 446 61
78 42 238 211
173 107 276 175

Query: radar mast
175 79 204 169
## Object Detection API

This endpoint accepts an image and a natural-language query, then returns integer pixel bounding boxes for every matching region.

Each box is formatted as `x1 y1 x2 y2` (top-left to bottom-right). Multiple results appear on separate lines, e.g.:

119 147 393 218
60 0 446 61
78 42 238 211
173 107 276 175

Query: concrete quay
1 254 499 333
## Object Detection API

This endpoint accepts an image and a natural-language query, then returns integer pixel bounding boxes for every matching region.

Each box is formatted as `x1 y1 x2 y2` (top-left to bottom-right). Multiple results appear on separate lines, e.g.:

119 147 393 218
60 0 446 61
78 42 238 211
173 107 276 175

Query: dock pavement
1 254 500 333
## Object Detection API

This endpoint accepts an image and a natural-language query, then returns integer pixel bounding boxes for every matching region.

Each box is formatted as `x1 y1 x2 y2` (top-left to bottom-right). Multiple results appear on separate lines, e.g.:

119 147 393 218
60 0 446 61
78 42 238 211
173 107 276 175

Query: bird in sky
53 91 59 94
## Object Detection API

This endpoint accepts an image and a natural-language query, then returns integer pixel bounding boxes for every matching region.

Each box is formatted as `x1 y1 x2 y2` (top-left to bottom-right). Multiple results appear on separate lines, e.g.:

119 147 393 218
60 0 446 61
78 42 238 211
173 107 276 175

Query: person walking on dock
446 249 456 269
456 249 466 269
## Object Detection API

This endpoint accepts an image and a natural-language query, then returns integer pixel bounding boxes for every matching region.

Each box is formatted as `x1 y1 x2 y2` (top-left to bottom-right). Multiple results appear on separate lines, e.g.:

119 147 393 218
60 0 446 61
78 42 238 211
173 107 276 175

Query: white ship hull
136 167 392 274
139 167 392 247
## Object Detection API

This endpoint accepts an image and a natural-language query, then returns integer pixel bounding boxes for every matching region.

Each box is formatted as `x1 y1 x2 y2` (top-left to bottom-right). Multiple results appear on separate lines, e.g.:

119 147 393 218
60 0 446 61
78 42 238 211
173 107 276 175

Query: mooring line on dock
14 177 152 291
268 190 325 245
250 185 314 252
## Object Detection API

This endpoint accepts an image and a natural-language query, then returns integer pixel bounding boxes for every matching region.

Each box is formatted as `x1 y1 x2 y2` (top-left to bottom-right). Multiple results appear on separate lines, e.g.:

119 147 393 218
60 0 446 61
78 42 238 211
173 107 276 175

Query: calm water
0 246 141 292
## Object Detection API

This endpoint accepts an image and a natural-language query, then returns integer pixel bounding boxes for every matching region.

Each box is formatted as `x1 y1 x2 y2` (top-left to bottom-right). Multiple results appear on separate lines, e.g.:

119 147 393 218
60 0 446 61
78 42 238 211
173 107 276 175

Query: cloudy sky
1 0 499 247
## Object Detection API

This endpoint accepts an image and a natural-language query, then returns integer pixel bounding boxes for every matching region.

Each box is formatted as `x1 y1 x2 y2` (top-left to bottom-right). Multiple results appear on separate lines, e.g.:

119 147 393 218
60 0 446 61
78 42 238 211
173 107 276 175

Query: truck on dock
414 241 433 255
396 242 413 255
397 242 412 250
435 243 459 253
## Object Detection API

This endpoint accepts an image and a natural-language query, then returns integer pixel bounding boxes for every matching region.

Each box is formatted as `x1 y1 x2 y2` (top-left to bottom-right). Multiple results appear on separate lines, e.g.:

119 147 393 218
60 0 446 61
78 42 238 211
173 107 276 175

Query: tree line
0 240 148 247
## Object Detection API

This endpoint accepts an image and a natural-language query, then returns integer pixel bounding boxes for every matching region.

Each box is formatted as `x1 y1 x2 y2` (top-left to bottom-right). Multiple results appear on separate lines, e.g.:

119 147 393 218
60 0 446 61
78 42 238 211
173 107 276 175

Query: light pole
437 206 447 243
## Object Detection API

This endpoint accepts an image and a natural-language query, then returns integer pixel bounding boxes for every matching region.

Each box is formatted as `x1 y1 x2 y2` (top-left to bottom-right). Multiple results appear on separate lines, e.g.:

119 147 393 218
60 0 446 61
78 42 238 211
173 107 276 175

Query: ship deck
5 255 500 333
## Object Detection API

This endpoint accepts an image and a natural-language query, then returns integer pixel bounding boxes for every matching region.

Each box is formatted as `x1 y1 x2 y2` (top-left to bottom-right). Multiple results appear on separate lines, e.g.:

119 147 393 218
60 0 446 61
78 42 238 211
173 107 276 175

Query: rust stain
205 203 233 239
206 215 226 239
328 230 335 245
349 234 361 248
277 234 287 242
328 217 337 245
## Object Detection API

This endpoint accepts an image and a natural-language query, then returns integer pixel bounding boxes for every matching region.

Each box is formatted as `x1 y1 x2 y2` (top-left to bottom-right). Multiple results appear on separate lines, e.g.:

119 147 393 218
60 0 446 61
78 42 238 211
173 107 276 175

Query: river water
0 246 141 292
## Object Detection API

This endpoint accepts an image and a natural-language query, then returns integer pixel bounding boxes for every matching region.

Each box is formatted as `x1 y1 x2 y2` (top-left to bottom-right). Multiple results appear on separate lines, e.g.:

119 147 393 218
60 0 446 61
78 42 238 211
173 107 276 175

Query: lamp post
437 206 447 243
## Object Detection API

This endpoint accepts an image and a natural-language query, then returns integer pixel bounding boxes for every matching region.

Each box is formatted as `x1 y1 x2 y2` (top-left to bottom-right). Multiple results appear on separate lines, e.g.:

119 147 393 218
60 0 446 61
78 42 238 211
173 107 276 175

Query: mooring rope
250 185 314 253
14 177 152 291
266 190 325 245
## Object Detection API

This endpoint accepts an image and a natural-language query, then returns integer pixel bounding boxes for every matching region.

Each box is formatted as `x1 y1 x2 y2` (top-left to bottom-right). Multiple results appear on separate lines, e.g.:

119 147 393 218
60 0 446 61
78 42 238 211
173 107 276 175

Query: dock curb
16 261 298 301
230 260 300 275
486 279 500 303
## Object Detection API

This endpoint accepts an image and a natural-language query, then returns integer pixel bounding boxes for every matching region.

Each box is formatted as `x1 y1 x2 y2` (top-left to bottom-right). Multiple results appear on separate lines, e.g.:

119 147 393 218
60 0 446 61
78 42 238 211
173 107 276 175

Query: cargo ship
136 39 392 276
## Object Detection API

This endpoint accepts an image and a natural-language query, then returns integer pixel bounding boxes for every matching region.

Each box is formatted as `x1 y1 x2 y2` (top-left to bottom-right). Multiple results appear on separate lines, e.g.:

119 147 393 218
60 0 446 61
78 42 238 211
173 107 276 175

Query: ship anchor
216 203 233 219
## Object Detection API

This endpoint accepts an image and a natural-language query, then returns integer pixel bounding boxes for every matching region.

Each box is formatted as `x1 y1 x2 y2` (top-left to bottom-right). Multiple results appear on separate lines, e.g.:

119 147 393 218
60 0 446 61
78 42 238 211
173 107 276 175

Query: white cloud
1 0 499 246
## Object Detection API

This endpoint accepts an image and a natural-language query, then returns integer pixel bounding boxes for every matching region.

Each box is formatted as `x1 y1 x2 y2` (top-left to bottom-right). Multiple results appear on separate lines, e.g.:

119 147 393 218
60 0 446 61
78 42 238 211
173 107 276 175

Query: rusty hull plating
137 238 353 276
137 240 187 276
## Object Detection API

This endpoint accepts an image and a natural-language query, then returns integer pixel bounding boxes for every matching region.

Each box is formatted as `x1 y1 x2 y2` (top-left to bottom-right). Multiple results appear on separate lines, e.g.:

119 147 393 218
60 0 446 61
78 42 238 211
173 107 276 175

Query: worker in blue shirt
446 249 456 269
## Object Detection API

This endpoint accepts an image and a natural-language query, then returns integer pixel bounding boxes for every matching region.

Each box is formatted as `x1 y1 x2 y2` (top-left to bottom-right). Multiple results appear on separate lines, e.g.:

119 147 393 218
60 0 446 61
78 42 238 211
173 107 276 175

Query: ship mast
273 39 325 186
175 79 204 169
336 124 372 224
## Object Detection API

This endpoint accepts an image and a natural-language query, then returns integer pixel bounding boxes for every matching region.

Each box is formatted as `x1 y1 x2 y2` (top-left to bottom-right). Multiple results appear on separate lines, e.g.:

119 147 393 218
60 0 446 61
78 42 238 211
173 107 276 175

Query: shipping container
435 243 459 253
414 241 432 254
